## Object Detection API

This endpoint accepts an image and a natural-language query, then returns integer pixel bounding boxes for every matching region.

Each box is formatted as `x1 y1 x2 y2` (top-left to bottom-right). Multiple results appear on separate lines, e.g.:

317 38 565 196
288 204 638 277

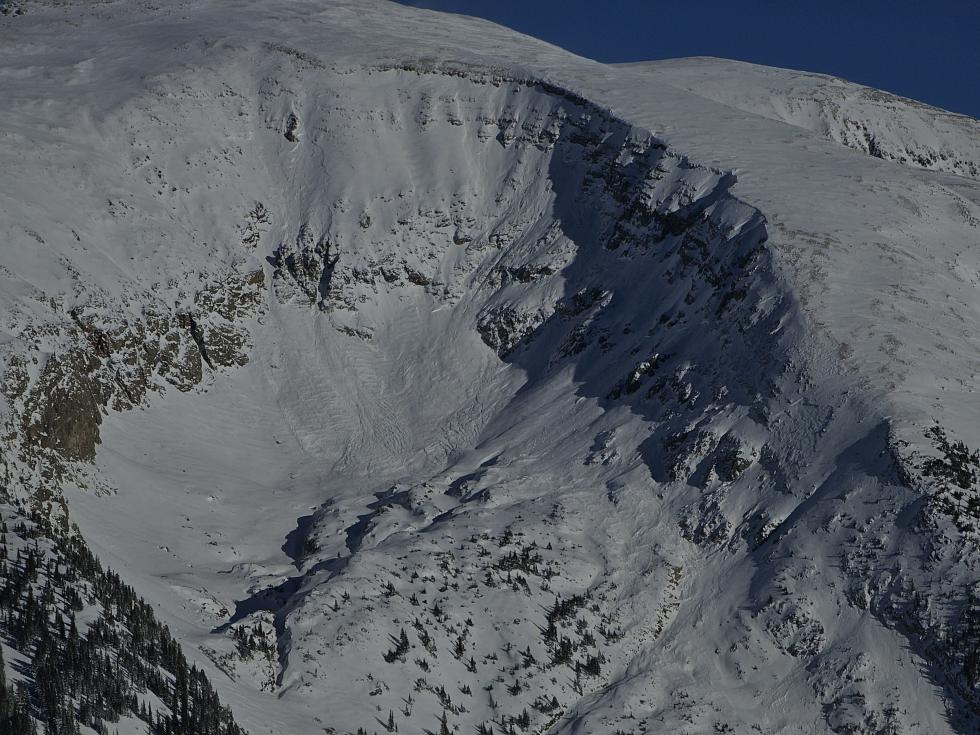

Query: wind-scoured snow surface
2 1 980 733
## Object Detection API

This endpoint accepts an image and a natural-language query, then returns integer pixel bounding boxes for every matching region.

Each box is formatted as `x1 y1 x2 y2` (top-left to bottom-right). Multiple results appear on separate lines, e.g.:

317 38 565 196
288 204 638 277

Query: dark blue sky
397 1 980 119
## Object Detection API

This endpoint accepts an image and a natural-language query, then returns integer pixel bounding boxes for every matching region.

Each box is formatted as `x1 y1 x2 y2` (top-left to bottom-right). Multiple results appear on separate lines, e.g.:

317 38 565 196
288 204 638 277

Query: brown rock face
16 269 266 468
24 350 108 462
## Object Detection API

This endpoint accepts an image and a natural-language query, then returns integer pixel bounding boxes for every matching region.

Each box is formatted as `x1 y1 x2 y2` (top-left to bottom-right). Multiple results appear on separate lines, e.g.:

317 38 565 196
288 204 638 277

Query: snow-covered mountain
1 1 980 734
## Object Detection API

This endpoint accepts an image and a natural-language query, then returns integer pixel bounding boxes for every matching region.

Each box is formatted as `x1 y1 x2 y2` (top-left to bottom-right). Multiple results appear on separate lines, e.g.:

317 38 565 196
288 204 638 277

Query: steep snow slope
2 2 980 735
624 57 980 179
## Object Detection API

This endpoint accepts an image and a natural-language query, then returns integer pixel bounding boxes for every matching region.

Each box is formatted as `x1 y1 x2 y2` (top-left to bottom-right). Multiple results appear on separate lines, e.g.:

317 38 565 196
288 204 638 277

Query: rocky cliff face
2 269 265 488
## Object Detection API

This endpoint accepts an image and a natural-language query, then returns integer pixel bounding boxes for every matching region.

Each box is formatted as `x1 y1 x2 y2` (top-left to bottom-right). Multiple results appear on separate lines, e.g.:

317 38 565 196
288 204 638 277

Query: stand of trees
0 507 246 735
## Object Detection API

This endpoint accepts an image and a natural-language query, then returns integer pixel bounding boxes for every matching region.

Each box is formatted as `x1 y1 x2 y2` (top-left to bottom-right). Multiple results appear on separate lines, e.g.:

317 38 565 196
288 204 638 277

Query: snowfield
2 1 980 734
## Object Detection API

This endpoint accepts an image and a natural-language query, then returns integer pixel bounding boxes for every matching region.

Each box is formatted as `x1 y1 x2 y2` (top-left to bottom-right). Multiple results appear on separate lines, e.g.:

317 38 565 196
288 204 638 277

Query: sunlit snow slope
624 57 980 180
2 2 980 734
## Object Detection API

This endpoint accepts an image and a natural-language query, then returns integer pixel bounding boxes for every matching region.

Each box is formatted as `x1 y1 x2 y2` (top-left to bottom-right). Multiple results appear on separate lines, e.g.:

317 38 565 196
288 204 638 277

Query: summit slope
0 2 979 734
623 56 980 179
